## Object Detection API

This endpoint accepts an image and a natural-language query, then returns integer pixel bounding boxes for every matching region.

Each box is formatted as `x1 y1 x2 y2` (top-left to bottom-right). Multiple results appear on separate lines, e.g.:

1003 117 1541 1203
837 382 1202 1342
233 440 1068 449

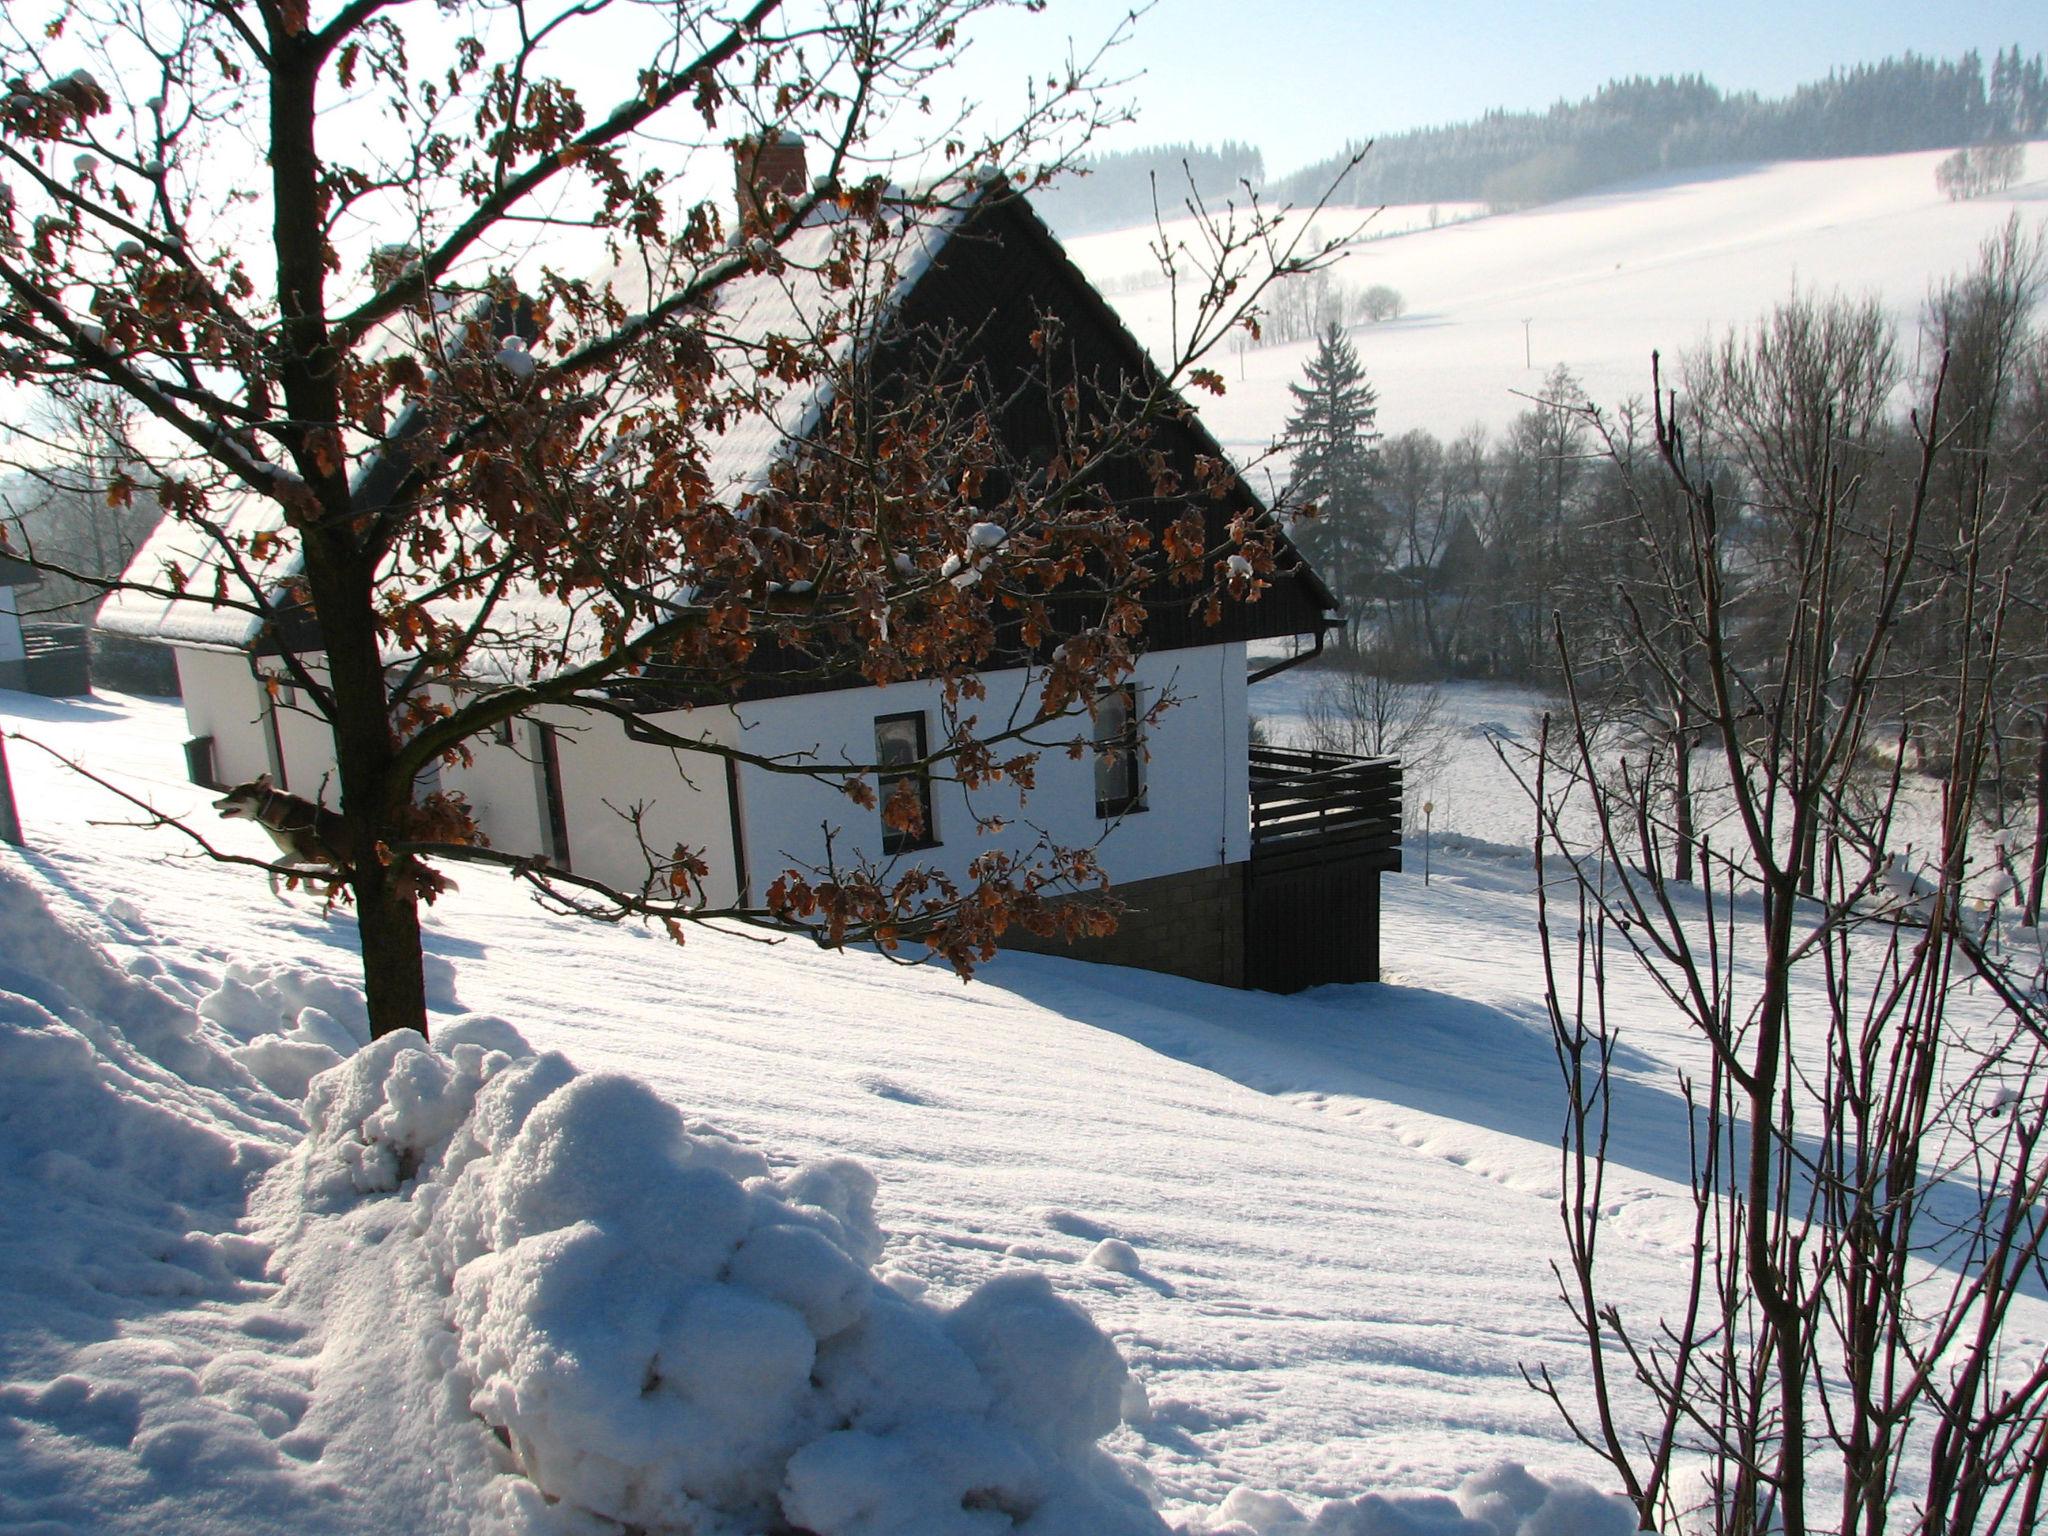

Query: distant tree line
1031 139 1265 236
1287 221 2048 778
1273 50 2047 212
1042 50 2048 237
1937 141 2028 199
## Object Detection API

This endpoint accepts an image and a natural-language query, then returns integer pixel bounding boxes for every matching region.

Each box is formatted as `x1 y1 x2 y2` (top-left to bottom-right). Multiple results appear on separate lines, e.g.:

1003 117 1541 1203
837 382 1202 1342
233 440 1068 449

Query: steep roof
0 553 41 589
100 178 1335 669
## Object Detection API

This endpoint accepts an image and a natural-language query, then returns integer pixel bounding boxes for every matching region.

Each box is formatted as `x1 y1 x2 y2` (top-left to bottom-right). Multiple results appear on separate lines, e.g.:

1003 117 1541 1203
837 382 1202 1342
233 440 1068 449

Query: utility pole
1523 317 1533 370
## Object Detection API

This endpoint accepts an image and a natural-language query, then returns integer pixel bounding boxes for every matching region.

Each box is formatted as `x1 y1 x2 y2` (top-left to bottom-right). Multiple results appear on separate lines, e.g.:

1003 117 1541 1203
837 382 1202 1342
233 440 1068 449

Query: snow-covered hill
4 677 2042 1532
1060 144 2048 473
0 686 1675 1533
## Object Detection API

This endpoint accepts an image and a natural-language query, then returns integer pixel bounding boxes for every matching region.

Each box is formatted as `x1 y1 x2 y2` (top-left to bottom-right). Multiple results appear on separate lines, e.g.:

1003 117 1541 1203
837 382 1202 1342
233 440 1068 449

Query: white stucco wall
496 708 745 908
268 678 340 801
0 587 23 664
444 720 549 859
164 640 1251 908
172 649 273 786
729 641 1249 896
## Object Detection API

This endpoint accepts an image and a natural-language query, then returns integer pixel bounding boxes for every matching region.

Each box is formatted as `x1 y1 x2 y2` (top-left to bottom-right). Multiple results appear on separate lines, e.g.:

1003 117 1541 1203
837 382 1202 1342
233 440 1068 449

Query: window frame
874 710 939 854
1093 684 1146 819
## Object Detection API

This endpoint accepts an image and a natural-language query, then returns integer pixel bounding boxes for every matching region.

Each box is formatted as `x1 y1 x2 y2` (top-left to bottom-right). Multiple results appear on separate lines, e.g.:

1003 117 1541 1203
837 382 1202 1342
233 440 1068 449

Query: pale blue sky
949 0 2047 175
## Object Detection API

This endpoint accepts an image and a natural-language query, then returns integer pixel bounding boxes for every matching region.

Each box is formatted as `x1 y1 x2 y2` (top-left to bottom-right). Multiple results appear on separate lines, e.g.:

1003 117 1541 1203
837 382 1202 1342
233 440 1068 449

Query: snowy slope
4 680 2039 1532
0 686 1673 1532
1060 144 2048 468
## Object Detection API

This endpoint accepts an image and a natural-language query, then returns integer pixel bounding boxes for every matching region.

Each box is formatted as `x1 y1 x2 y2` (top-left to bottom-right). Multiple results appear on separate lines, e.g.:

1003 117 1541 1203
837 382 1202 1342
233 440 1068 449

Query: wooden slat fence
1248 744 1402 867
1244 745 1402 992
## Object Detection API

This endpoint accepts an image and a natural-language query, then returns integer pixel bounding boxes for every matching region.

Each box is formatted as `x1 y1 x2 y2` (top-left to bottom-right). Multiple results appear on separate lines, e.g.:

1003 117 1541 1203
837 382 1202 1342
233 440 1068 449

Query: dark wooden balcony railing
15 623 91 697
1248 744 1402 868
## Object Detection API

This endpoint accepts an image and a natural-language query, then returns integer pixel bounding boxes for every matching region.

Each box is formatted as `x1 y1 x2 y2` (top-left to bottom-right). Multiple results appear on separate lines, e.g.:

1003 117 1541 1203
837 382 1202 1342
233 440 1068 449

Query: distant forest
1035 48 2048 235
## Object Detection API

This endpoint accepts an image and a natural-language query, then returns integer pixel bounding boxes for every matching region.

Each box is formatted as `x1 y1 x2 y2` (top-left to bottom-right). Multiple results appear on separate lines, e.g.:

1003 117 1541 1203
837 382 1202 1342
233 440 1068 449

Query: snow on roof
95 491 296 649
98 186 982 659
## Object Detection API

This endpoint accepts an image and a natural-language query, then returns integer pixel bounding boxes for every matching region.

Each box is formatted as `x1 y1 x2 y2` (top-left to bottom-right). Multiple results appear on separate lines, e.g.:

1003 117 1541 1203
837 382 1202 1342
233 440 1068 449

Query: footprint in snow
1042 1207 1111 1242
103 897 153 939
856 1075 941 1107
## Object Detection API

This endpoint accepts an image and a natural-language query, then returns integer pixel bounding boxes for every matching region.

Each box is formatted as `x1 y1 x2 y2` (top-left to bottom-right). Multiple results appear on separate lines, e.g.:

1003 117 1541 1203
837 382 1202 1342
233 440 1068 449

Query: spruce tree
1284 320 1384 630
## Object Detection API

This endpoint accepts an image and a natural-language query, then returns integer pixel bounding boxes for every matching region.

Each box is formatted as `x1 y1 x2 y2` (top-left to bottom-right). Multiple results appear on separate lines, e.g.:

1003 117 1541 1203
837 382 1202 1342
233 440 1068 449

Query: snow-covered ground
4 672 2041 1532
1060 144 2048 470
0 682 1708 1533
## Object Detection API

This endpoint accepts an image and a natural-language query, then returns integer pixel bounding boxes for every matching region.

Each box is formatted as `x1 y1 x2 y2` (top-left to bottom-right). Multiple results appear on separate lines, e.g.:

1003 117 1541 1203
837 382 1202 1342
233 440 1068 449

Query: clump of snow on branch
289 1023 1169 1534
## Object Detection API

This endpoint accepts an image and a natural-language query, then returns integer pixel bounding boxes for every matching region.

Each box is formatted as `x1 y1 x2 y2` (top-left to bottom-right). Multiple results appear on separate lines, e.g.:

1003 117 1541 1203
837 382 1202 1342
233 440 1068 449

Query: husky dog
212 774 457 900
213 774 349 895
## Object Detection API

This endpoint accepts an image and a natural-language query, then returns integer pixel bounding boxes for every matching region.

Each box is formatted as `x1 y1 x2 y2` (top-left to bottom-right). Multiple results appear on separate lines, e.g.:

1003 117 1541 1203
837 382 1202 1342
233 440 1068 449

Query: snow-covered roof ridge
97 179 995 655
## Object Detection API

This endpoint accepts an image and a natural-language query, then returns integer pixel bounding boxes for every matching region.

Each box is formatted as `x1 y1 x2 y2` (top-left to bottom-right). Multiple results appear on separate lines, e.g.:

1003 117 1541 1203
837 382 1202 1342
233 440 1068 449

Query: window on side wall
874 711 937 854
1094 684 1145 818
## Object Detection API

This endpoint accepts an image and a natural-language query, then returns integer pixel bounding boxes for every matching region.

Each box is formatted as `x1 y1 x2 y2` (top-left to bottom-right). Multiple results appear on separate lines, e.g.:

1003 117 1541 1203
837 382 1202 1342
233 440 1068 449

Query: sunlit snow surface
1060 143 2048 470
0 681 1692 1533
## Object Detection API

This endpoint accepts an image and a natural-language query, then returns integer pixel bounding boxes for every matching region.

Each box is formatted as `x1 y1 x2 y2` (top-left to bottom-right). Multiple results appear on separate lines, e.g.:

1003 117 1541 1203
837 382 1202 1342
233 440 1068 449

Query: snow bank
1185 1461 1637 1535
289 1023 1169 1534
0 808 1649 1534
0 867 345 1532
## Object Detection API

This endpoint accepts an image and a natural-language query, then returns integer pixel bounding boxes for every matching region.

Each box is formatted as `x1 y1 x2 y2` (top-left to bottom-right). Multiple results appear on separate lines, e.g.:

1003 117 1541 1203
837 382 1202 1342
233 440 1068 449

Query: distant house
1371 510 1490 676
102 151 1400 989
0 554 33 689
0 555 90 695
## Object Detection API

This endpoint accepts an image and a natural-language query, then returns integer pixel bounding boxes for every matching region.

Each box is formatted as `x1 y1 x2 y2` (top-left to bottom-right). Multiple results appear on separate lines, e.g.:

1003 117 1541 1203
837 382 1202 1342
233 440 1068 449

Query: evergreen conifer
1284 321 1384 628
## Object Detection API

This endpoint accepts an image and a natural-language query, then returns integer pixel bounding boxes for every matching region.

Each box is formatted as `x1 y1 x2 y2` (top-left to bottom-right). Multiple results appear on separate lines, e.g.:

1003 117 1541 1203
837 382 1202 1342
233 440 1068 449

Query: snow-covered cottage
100 155 1401 990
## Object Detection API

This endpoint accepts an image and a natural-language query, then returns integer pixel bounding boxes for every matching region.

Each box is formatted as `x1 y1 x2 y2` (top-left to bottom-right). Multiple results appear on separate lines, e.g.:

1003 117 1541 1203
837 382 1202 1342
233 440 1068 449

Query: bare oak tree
0 0 1316 1038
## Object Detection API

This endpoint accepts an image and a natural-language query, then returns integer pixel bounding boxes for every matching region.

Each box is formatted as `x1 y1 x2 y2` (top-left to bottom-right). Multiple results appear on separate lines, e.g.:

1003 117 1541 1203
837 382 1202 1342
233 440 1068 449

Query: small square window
875 711 938 854
1094 685 1145 818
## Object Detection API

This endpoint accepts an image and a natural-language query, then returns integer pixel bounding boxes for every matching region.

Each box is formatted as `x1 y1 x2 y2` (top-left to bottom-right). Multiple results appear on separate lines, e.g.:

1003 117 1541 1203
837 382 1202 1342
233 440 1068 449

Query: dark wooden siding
1244 746 1400 992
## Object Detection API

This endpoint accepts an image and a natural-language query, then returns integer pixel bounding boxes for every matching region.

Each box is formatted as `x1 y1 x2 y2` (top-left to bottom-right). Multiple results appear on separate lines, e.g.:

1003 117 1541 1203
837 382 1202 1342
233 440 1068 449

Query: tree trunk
265 41 431 1042
1673 697 1695 884
2027 708 2048 927
320 562 430 1041
356 862 429 1039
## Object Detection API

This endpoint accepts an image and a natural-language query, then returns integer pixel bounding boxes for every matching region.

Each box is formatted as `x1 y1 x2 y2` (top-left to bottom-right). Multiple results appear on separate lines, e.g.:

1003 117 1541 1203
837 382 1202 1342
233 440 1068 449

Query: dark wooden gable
887 186 1336 650
663 185 1337 706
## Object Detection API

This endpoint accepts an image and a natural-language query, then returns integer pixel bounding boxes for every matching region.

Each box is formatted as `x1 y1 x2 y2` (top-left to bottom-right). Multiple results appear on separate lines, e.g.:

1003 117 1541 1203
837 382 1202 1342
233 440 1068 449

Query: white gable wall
520 706 746 910
163 638 1249 914
728 641 1249 899
174 649 275 786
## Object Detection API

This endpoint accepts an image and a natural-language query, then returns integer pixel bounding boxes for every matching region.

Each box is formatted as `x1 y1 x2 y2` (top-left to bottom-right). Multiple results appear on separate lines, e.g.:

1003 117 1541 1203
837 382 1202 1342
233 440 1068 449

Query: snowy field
8 678 2038 1532
0 680 1737 1534
1059 144 2048 473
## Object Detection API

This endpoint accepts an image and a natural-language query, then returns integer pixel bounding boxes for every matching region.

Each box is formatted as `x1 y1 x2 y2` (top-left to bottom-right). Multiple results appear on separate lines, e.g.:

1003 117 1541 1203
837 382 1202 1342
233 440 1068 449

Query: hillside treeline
1045 49 2048 235
1031 140 1265 236
1275 49 2048 211
1305 221 2048 753
1292 219 2048 911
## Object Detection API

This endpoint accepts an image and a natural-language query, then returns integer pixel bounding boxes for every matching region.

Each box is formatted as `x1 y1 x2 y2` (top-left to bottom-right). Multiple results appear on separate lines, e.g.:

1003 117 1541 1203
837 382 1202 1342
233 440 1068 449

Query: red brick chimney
734 131 809 235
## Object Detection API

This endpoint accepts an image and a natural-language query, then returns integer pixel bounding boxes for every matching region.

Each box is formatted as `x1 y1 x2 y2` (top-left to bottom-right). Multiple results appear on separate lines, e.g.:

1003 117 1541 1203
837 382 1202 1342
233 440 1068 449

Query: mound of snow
1186 1461 1636 1535
287 1022 1168 1534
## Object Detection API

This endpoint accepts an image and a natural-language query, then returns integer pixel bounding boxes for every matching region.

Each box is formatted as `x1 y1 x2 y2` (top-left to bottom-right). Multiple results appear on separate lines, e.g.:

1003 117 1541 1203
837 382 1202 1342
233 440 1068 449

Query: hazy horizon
950 0 2045 178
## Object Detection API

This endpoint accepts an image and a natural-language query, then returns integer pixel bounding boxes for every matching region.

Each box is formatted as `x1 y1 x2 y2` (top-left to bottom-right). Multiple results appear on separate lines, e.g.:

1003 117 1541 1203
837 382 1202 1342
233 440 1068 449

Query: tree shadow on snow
981 951 2040 1301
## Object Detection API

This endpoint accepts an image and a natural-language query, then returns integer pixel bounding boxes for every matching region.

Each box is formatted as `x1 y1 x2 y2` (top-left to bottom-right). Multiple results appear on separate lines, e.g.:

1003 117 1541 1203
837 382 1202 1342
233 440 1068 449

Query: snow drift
0 821 1642 1535
1183 1460 1636 1534
287 1020 1169 1534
